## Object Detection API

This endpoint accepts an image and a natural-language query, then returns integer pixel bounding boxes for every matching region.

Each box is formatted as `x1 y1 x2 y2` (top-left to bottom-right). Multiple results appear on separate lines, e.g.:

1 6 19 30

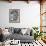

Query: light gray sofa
3 27 34 43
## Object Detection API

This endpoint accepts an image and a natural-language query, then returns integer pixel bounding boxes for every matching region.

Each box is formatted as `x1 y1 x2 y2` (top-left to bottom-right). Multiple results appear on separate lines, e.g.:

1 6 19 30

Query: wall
0 1 40 28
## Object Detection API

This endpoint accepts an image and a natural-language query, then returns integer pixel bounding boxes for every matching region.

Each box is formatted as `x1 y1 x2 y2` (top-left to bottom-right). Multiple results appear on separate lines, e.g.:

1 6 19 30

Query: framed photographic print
9 9 20 23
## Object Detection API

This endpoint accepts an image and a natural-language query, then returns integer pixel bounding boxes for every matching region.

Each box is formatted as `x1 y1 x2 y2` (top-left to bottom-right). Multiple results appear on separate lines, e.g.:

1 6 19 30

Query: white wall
0 1 40 28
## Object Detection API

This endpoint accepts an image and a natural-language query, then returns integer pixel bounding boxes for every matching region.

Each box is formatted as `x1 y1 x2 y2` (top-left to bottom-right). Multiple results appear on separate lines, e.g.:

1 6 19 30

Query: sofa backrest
8 27 33 36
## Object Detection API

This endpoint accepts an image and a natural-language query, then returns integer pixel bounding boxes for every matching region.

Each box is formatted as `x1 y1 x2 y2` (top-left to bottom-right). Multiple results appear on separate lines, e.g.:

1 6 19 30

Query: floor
0 40 46 46
15 40 46 46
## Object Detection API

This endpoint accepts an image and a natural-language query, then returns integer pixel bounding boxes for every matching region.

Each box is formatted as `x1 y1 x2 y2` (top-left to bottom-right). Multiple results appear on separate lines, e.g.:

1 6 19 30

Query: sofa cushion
14 28 21 33
8 27 14 34
9 33 34 43
21 28 27 35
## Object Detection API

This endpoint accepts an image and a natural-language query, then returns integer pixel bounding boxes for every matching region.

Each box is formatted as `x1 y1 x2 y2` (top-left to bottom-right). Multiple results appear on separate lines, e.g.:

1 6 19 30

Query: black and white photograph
9 9 20 23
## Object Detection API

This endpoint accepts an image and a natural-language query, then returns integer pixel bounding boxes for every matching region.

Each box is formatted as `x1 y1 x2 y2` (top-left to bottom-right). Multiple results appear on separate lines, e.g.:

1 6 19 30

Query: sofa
6 27 34 43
